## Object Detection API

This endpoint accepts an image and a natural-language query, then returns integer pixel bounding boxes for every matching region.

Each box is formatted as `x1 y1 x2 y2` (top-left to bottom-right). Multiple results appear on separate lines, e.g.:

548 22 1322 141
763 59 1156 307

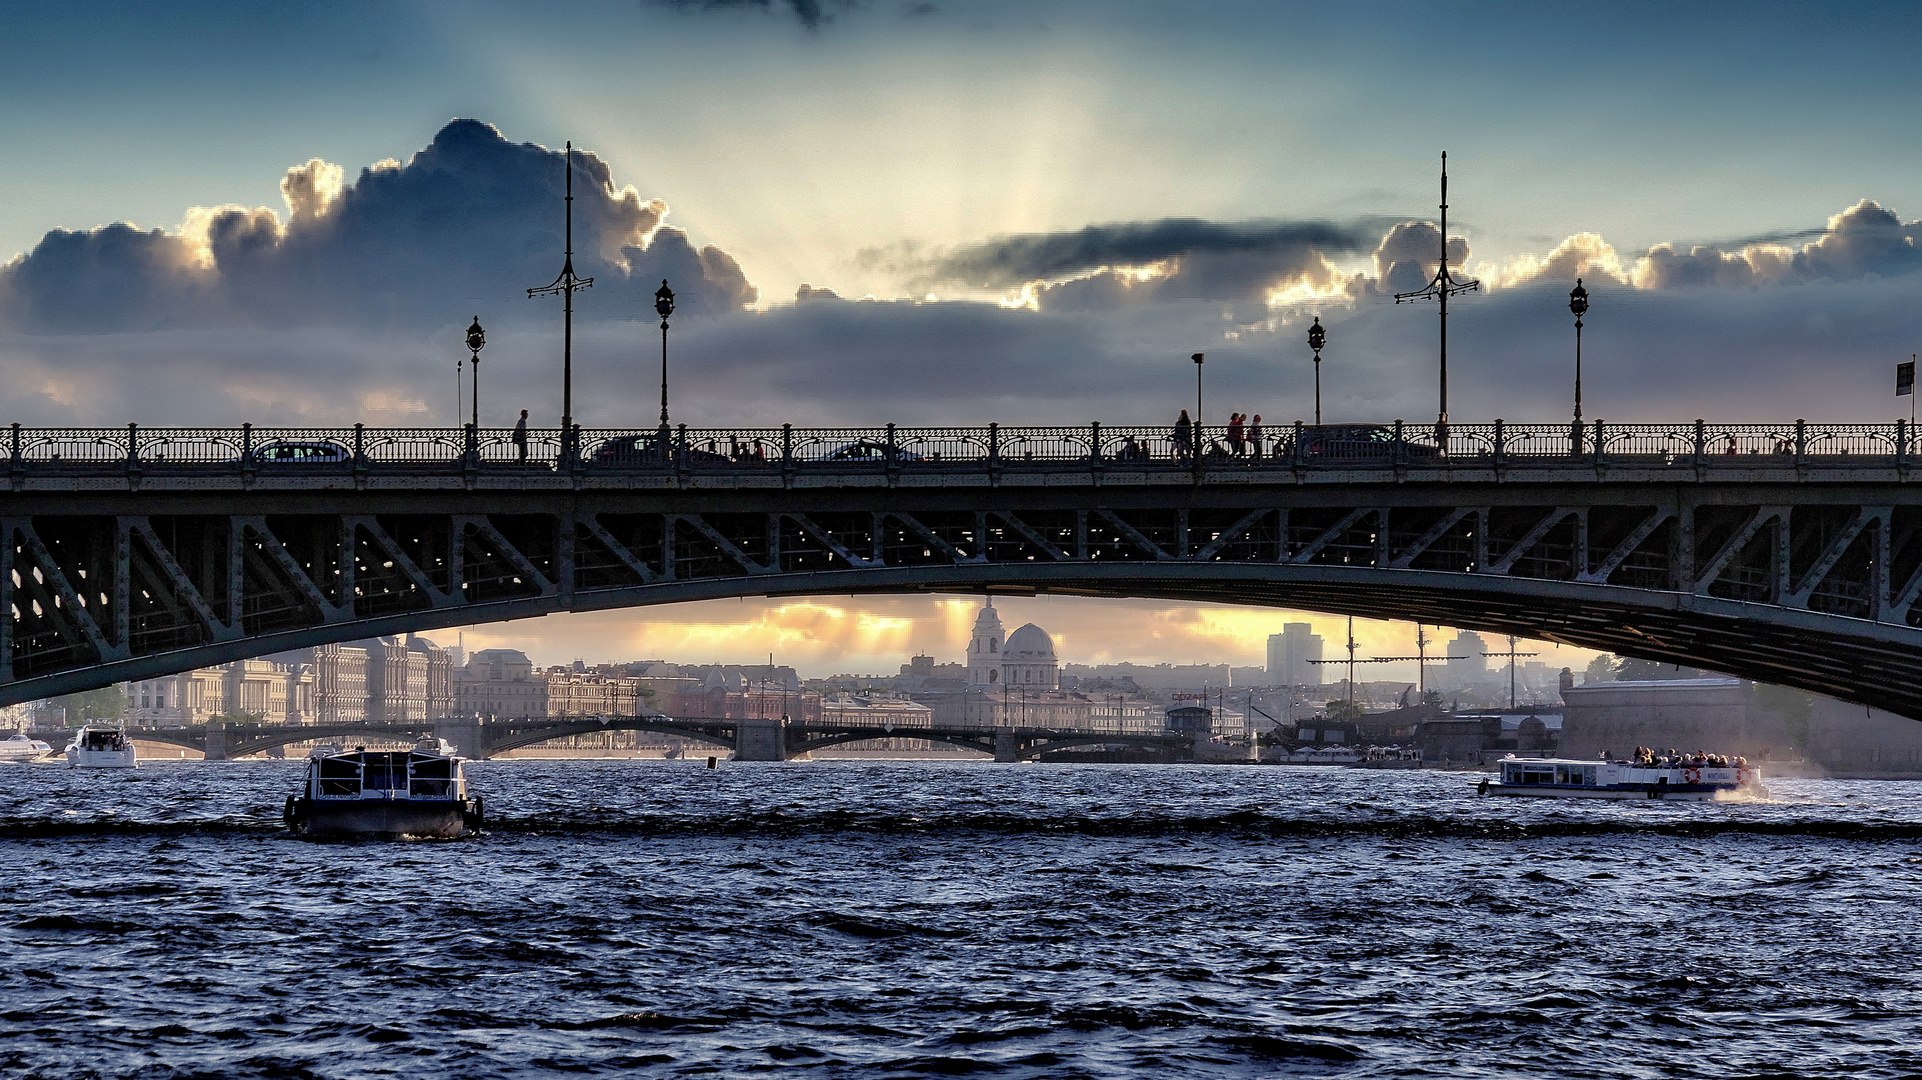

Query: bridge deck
8 420 1922 720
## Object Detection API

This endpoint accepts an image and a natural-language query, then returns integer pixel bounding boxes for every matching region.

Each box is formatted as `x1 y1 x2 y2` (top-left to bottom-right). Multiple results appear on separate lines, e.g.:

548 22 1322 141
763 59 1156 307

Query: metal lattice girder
11 463 1922 718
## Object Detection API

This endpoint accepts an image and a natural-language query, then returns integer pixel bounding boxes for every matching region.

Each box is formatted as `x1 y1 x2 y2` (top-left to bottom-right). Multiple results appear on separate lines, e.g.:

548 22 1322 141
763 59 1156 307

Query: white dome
1004 623 1056 660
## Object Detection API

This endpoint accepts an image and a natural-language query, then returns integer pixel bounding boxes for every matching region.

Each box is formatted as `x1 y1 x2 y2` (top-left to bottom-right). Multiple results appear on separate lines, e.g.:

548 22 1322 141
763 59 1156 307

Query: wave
7 809 1922 842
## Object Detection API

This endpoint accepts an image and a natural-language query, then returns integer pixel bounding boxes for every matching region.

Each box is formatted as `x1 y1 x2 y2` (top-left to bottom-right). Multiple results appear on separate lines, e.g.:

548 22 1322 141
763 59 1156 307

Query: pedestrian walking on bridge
513 409 529 464
1174 410 1193 463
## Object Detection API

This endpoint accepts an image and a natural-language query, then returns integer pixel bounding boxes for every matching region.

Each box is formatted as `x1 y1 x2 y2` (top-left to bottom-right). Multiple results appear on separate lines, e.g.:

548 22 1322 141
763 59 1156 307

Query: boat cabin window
408 752 455 799
362 753 407 791
1507 764 1557 785
316 756 359 796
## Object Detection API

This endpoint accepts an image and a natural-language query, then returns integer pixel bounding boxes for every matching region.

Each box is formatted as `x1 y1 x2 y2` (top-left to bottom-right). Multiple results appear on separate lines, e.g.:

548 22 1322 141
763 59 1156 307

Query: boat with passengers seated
1479 752 1768 801
284 738 483 837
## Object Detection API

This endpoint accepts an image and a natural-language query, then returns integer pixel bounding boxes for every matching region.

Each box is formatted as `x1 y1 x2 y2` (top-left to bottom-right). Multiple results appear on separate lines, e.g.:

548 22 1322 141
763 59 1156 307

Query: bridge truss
7 420 1922 717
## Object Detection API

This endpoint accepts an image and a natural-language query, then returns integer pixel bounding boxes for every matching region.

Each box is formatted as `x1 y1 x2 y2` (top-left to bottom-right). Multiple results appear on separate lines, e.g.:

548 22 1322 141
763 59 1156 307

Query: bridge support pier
994 729 1020 763
435 717 485 760
734 716 787 761
202 725 228 762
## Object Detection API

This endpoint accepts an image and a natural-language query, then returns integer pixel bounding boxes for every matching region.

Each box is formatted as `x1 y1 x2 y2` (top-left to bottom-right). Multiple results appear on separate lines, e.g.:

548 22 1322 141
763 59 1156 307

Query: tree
50 686 126 724
1583 654 1615 685
1324 699 1366 723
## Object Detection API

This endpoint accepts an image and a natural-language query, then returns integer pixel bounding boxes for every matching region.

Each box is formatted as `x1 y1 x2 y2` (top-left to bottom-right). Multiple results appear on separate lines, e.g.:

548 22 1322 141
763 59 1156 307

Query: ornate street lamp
465 316 485 428
655 279 676 443
1191 352 1205 463
1569 278 1589 454
1307 316 1326 426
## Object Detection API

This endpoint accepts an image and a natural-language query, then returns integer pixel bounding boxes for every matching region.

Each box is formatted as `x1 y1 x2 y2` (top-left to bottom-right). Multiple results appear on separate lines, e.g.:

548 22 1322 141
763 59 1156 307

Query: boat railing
310 751 462 800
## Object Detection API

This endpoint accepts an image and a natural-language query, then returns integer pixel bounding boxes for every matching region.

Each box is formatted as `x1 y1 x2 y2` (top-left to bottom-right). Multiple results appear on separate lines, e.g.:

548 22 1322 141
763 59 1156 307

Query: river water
3 759 1921 1079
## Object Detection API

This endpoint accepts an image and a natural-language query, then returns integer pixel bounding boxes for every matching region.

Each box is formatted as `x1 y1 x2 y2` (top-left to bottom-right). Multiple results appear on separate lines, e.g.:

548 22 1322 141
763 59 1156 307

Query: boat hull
66 749 137 769
290 799 473 838
1482 783 1751 801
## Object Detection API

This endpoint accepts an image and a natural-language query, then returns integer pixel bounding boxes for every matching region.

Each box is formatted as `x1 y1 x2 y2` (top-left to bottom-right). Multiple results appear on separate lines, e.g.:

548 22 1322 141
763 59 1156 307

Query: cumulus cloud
1619 200 1920 291
893 218 1381 323
1370 221 1472 295
0 119 757 333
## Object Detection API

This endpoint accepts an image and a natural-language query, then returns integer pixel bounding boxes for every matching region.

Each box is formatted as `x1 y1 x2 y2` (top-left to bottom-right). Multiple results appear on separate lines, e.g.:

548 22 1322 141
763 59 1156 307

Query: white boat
0 733 54 762
1480 755 1767 801
284 739 482 838
1274 746 1364 764
65 723 137 769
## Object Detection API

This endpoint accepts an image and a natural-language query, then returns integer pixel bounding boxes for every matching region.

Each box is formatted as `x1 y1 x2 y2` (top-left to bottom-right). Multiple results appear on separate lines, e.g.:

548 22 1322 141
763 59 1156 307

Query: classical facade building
543 662 645 717
363 637 454 723
128 659 317 726
313 643 367 724
454 648 548 719
127 636 450 727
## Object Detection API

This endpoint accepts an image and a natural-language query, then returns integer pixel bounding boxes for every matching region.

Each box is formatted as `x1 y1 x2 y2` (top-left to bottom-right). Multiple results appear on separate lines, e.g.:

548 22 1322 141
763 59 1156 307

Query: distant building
1002 623 1059 689
1559 679 1792 761
1266 623 1324 685
364 636 453 724
314 642 367 724
128 659 316 726
543 663 645 717
966 600 1006 684
456 648 548 719
1440 631 1488 690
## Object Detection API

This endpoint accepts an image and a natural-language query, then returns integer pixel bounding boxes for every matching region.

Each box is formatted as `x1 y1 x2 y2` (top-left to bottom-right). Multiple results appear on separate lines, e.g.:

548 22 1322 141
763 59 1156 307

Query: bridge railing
3 421 1913 478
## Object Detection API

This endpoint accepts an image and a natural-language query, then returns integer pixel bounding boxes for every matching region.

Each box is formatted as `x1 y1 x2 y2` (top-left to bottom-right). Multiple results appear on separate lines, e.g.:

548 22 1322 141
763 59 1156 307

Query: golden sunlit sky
414 597 1600 681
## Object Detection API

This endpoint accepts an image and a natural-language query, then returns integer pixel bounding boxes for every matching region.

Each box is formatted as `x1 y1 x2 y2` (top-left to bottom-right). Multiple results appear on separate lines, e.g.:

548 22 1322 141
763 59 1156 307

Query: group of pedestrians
1172 409 1268 463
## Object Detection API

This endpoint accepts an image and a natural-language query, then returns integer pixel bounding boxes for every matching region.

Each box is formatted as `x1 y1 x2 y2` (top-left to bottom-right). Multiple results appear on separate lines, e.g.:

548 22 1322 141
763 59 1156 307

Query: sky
3 0 1918 677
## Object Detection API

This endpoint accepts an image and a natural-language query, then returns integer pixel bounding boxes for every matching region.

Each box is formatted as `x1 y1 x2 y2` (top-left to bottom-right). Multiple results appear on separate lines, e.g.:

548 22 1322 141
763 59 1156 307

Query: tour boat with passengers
284 738 484 838
65 723 137 768
1480 752 1767 800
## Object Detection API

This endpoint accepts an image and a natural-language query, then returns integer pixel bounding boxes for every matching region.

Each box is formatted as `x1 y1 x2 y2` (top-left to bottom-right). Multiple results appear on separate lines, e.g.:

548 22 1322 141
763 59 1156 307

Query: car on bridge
820 439 925 464
252 440 352 465
1282 425 1442 463
589 435 733 469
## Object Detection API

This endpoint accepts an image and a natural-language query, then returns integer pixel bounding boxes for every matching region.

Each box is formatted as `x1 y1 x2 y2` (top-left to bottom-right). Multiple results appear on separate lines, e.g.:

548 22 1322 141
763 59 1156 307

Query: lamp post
1307 316 1326 426
1394 152 1480 448
465 316 485 428
655 279 675 445
527 143 594 463
1192 352 1204 457
1568 278 1588 455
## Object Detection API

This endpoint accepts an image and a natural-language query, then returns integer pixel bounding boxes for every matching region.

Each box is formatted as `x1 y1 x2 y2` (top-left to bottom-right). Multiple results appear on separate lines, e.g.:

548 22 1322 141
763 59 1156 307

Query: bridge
34 714 1196 763
7 418 1922 717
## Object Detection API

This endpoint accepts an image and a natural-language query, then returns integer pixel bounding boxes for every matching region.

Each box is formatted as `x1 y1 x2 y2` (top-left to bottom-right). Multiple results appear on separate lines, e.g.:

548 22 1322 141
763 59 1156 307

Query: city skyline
410 595 1601 685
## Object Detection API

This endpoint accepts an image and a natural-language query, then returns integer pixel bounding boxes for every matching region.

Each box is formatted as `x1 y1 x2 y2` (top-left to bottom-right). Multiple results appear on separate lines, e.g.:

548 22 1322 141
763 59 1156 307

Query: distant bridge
8 419 1922 718
37 714 1195 763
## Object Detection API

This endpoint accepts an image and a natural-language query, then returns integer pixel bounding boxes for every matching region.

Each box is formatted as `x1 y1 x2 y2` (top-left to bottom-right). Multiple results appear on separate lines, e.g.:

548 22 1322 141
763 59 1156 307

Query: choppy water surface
4 760 1922 1079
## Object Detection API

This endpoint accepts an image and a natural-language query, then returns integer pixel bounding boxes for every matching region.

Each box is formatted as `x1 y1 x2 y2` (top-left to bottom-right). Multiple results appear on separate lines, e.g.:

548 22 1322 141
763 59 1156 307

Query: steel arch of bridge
8 433 1922 717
